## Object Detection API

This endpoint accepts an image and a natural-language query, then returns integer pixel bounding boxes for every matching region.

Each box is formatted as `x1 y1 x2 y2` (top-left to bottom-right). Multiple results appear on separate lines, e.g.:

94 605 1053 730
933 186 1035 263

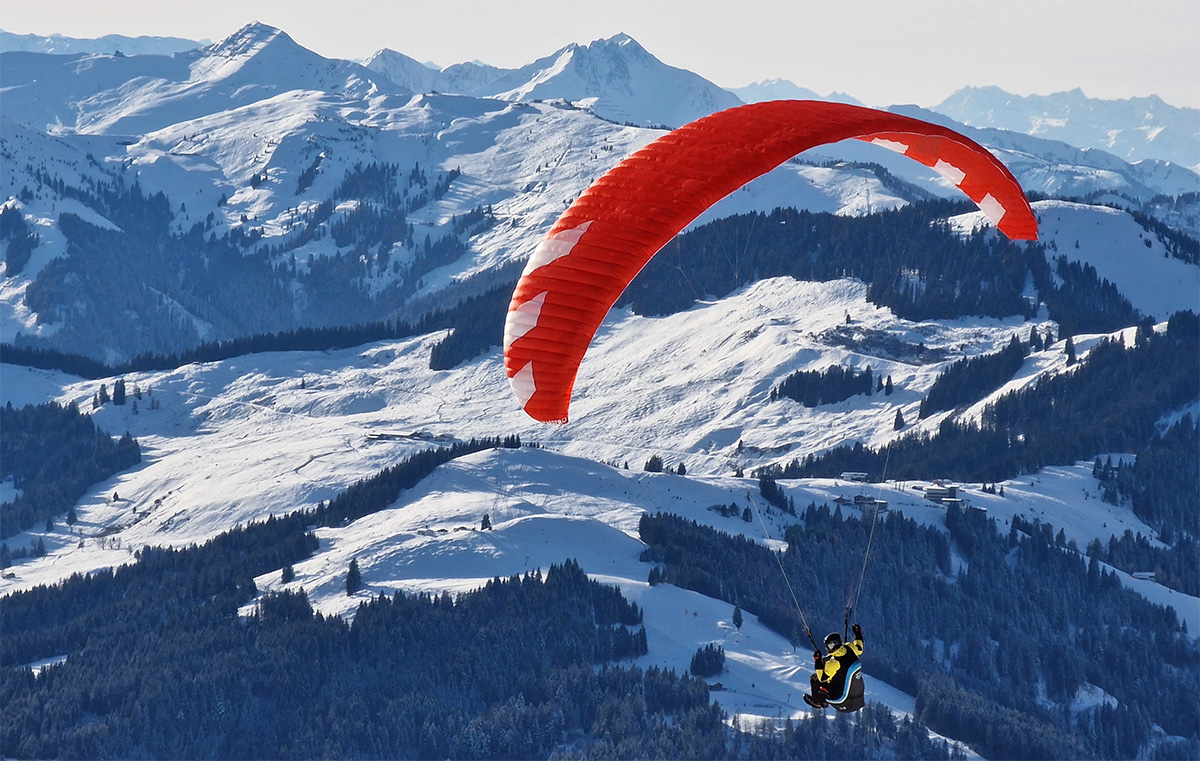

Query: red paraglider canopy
504 100 1038 424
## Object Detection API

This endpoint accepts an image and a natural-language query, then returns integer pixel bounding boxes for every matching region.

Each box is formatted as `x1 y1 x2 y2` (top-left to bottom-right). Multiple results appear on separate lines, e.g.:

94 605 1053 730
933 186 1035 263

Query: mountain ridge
933 84 1200 172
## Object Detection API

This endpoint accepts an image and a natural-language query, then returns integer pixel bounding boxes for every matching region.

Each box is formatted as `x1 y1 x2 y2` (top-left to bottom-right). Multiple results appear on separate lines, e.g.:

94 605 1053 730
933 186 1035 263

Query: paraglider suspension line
845 443 891 634
748 492 817 650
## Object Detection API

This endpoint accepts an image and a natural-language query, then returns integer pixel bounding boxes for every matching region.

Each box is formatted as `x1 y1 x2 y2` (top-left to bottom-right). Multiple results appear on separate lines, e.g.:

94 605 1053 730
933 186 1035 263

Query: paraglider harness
806 627 865 712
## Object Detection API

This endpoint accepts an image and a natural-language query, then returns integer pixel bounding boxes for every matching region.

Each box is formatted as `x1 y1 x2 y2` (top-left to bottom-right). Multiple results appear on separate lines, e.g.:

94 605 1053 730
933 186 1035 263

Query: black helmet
824 632 842 653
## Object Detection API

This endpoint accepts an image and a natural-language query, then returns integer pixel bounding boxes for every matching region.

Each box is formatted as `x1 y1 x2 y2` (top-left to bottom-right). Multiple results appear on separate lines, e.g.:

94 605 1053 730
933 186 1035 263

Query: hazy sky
5 0 1198 108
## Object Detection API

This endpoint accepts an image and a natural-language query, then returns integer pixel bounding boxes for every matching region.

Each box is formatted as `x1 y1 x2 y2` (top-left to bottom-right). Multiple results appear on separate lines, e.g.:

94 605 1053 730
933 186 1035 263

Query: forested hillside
0 401 140 544
778 312 1198 509
619 201 1148 338
2 464 963 761
9 159 490 362
639 507 1198 760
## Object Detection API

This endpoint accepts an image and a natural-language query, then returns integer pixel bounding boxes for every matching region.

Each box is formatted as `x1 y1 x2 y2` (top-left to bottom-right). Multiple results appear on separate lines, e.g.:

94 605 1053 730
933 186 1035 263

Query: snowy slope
2 368 1193 735
1024 201 1196 319
942 200 1199 320
2 275 1190 609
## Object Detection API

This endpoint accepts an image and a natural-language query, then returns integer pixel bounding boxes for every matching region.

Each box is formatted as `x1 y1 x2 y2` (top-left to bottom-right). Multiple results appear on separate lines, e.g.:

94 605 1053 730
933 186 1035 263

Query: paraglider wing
504 100 1037 423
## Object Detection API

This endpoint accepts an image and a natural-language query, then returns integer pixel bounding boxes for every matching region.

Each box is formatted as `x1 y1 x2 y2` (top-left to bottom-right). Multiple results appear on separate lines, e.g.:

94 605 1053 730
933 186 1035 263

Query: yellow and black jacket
816 635 864 700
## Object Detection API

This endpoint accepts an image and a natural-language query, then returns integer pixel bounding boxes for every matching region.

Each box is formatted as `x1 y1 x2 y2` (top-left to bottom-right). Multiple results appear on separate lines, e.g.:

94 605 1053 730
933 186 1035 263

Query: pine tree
481 513 492 530
894 409 906 430
346 558 362 596
281 565 295 584
1065 336 1077 365
113 379 126 405
733 604 743 630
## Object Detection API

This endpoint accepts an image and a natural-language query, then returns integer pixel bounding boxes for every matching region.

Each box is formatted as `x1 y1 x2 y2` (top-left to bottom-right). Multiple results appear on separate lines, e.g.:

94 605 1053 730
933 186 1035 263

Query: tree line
770 364 876 407
618 201 1034 323
0 401 140 543
919 334 1029 418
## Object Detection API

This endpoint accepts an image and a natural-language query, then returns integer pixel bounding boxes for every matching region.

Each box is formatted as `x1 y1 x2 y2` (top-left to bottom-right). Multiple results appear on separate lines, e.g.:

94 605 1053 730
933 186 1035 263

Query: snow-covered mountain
366 33 743 128
933 85 1200 174
0 28 206 56
2 22 1196 364
730 78 864 107
1 23 411 136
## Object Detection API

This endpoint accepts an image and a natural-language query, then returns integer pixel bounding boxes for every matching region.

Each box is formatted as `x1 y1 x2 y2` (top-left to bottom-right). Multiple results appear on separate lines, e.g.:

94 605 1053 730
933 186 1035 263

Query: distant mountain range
934 85 1200 173
5 25 1195 169
0 28 205 56
728 78 863 107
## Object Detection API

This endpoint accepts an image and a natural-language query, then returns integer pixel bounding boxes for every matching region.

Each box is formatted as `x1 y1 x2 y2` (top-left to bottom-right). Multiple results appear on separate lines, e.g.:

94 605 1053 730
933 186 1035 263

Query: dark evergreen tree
346 558 362 596
894 409 906 430
644 455 664 473
481 513 492 530
689 644 725 677
733 605 743 630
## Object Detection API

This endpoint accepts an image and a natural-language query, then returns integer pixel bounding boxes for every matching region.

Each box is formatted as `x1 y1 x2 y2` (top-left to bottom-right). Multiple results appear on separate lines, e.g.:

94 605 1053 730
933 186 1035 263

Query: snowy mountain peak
362 32 740 128
497 32 742 127
193 22 316 79
205 22 288 59
362 47 440 92
588 32 646 55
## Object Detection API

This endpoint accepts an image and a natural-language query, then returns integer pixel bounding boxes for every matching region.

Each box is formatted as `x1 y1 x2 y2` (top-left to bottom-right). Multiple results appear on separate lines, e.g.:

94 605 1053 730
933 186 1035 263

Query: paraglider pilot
804 623 865 712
